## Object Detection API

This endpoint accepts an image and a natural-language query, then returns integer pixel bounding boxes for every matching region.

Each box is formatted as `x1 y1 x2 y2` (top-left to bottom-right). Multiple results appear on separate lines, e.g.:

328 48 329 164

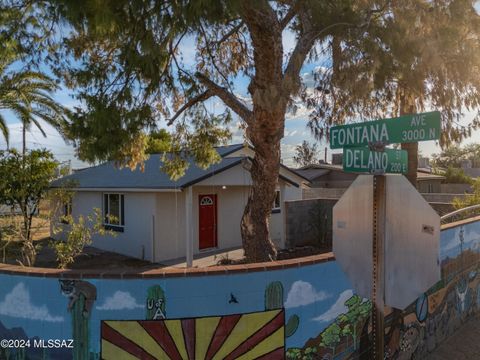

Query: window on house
61 200 72 224
103 193 125 231
272 190 281 213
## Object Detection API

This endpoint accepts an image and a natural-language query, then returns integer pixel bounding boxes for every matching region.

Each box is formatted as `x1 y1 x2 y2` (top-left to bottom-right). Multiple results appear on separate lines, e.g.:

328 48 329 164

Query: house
50 144 309 264
294 160 445 193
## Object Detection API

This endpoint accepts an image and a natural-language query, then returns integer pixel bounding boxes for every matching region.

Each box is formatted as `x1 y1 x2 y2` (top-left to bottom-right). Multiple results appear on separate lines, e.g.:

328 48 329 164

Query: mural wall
0 220 478 360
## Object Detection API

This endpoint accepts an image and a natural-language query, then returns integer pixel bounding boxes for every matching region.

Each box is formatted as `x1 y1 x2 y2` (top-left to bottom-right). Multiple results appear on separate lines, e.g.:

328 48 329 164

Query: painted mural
102 310 285 359
0 220 478 360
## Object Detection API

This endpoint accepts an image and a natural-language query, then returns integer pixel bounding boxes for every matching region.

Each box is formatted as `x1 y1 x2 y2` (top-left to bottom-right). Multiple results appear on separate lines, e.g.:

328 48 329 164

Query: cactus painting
264 281 300 338
146 285 166 319
59 279 97 360
265 281 284 310
71 294 90 360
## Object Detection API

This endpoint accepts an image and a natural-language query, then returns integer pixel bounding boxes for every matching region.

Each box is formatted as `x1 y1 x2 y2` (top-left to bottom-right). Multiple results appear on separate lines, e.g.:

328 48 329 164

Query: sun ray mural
101 310 285 360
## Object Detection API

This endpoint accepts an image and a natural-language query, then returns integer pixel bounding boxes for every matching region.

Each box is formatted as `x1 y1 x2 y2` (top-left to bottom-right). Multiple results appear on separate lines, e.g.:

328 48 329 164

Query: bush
51 208 115 269
444 167 473 184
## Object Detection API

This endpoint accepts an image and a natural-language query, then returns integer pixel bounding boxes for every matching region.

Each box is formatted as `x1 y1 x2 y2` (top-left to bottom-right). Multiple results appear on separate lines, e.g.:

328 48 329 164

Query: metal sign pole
372 175 385 360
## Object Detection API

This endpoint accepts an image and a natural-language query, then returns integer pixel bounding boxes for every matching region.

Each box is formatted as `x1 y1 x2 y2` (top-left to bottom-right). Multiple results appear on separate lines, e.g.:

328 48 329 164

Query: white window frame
272 190 281 212
103 193 125 229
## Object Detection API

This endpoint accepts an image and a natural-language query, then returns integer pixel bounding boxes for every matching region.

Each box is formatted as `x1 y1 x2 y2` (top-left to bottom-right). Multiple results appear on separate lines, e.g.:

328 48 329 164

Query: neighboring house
294 163 445 193
50 144 309 264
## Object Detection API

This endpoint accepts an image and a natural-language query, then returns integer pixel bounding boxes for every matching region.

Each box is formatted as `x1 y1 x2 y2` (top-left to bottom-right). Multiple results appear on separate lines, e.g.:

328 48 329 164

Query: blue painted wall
0 219 478 359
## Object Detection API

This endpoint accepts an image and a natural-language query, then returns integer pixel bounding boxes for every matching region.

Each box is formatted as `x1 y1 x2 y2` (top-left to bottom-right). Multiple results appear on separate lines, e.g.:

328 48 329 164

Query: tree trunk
401 142 418 187
400 91 418 187
241 139 280 262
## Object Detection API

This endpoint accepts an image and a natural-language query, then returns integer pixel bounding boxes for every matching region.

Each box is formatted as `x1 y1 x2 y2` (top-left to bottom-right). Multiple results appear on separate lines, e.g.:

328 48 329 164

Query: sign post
331 111 442 360
372 175 385 360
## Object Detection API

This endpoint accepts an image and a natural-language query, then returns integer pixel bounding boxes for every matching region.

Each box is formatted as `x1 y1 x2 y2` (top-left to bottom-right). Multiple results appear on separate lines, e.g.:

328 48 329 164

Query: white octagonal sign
333 174 440 309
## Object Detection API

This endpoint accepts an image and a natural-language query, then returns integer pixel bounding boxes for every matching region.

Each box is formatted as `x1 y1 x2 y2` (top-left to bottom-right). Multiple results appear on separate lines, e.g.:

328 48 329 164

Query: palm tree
0 114 7 147
0 69 66 154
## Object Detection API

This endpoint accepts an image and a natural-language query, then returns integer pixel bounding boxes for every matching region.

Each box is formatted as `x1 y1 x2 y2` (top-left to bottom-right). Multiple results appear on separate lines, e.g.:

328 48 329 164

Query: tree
0 69 67 155
443 167 473 184
320 322 342 357
337 295 372 350
293 140 319 167
145 129 172 154
48 0 374 262
307 0 480 186
431 145 467 169
0 0 65 149
0 149 58 266
432 143 480 169
0 115 7 146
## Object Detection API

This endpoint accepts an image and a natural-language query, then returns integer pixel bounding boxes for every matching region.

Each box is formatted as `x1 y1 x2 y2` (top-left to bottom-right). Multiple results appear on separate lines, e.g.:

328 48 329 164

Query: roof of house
293 163 445 181
51 144 308 190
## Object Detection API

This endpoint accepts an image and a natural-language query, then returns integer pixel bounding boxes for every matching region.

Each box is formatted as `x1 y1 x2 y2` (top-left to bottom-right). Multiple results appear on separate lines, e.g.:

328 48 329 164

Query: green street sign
343 147 408 174
330 111 441 149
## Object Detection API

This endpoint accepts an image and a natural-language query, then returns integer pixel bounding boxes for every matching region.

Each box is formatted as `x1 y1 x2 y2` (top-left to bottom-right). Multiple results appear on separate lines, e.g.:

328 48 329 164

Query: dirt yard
0 215 158 270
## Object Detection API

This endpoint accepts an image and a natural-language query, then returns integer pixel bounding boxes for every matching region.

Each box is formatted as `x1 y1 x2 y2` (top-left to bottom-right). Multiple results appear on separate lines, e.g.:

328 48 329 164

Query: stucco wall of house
155 191 186 263
52 167 304 263
92 191 156 261
53 191 157 262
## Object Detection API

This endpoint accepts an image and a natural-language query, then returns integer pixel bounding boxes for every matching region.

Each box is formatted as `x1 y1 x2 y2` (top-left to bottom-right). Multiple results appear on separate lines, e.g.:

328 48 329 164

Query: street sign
333 174 440 309
343 147 407 174
330 111 441 149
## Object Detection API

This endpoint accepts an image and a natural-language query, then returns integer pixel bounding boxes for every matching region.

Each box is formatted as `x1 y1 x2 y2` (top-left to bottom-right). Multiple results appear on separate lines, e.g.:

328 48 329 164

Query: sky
1 4 480 169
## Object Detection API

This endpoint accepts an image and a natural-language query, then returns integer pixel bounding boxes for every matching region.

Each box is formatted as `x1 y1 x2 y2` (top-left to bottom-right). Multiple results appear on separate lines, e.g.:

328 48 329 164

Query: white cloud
96 291 144 311
0 283 63 322
285 280 330 309
312 289 354 322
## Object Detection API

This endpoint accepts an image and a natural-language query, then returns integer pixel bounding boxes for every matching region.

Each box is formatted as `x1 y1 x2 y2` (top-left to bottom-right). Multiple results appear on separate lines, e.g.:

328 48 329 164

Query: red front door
199 194 217 250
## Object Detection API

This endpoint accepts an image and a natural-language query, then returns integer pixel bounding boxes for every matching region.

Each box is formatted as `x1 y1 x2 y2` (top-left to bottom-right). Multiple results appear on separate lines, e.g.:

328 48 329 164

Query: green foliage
146 129 172 154
320 322 342 355
337 295 372 350
0 68 67 152
293 141 319 167
302 346 317 360
453 178 480 212
443 167 473 185
432 144 480 169
285 348 302 360
307 1 480 153
0 149 58 266
51 208 115 269
432 145 468 169
0 0 67 149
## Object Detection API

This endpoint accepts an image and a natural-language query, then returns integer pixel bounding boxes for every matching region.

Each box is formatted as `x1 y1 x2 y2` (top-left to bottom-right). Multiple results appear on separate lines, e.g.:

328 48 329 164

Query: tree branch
215 21 244 47
167 74 253 126
196 73 253 121
279 4 298 29
283 10 355 94
167 90 214 125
